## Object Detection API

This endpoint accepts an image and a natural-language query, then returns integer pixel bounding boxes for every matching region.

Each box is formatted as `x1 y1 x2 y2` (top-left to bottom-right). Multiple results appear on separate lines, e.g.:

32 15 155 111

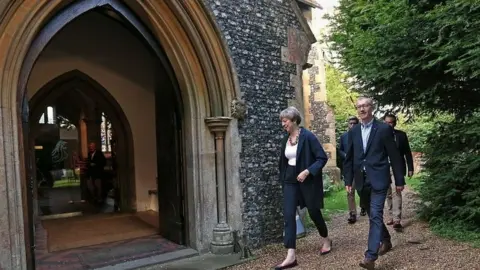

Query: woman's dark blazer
279 127 329 209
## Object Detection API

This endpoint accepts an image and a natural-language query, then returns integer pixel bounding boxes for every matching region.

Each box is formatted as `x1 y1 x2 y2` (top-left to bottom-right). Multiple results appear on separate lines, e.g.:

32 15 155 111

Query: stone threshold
136 252 257 270
94 248 199 270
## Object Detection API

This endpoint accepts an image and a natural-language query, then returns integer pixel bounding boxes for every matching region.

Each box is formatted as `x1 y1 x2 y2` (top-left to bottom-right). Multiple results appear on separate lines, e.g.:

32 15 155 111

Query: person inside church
275 106 331 270
86 142 106 204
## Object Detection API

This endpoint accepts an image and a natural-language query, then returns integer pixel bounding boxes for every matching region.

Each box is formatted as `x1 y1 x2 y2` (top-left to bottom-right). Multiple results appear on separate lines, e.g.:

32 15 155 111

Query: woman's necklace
289 130 299 146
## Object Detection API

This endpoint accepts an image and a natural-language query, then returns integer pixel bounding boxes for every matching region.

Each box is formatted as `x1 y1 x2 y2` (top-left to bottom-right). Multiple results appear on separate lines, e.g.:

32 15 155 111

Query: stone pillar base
211 222 234 254
324 166 341 184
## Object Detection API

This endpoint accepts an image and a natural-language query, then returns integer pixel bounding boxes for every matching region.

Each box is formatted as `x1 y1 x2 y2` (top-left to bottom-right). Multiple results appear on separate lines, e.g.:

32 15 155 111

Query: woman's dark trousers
283 167 328 249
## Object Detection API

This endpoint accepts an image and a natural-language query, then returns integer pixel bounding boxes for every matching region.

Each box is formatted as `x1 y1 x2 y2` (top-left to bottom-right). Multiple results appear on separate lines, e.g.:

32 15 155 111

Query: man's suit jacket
393 129 414 176
279 128 329 209
338 131 349 160
343 119 405 191
87 150 106 179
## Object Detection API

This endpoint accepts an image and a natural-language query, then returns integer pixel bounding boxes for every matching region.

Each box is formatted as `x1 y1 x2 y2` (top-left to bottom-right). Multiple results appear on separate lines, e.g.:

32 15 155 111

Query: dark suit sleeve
403 133 414 173
383 126 405 186
98 152 107 168
343 130 354 186
338 134 346 159
306 133 328 176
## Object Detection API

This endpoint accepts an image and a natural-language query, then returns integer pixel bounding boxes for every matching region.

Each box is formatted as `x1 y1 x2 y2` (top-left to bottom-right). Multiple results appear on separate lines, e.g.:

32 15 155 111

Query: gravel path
228 188 480 270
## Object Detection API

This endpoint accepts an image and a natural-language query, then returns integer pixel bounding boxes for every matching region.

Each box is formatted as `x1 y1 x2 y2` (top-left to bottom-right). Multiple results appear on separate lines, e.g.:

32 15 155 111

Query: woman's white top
285 141 298 166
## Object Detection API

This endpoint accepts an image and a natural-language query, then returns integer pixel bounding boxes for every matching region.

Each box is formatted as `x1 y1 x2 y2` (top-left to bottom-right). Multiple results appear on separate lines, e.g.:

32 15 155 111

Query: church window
100 112 112 152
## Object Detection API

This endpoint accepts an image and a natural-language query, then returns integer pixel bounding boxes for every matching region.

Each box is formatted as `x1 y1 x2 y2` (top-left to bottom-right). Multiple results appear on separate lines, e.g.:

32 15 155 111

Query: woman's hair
279 106 302 125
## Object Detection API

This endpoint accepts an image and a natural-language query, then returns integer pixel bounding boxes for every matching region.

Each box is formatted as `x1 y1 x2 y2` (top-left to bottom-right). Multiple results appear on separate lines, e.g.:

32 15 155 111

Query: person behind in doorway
87 142 106 204
275 106 331 270
383 113 414 231
338 115 366 224
343 97 405 270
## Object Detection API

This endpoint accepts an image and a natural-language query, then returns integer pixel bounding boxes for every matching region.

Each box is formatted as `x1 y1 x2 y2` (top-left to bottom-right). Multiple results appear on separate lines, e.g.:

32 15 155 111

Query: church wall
202 0 313 248
26 12 159 212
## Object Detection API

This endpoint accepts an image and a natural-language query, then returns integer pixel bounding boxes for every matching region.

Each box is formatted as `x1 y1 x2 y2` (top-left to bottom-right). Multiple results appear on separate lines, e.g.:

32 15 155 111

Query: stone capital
205 116 232 134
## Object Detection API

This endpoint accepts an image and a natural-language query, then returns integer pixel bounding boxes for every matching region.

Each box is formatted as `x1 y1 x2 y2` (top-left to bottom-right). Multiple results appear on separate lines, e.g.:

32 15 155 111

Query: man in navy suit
339 116 366 223
343 97 405 270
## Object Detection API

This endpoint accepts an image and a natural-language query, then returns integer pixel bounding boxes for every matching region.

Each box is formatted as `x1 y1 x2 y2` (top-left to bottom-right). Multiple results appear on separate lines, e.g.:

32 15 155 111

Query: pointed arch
18 0 184 116
0 0 244 268
28 69 136 213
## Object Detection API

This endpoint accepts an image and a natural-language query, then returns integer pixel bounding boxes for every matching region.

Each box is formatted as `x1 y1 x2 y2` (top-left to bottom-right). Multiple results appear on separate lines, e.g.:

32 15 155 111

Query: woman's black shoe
348 213 357 224
273 260 298 270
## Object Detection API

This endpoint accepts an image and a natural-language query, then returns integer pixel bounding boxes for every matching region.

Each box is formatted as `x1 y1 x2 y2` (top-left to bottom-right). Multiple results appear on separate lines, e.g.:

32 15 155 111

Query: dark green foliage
403 120 433 153
327 0 480 243
418 115 480 232
403 114 453 152
325 0 480 118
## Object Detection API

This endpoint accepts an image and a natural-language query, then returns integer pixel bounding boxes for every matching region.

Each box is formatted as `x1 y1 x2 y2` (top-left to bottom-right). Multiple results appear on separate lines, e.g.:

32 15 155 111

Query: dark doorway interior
32 97 117 217
29 71 135 219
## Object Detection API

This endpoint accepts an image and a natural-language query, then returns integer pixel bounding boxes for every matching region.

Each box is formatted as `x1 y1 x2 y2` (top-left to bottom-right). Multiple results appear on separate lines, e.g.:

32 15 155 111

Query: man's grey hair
357 96 376 109
279 106 302 125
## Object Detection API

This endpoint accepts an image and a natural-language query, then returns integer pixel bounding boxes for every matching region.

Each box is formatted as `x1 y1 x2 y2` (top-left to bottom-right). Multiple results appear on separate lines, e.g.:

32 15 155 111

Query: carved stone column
79 114 88 159
205 116 234 254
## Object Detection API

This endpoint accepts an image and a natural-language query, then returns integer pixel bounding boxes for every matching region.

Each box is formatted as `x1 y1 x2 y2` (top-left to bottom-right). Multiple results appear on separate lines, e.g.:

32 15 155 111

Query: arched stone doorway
0 0 243 269
29 70 136 215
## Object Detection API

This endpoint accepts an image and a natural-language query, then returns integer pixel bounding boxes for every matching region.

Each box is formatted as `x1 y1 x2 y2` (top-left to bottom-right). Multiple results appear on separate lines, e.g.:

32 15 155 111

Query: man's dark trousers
359 174 391 260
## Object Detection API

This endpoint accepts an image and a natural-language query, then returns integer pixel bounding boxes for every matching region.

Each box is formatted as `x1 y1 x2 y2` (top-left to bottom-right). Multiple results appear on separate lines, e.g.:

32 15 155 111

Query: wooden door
155 83 185 244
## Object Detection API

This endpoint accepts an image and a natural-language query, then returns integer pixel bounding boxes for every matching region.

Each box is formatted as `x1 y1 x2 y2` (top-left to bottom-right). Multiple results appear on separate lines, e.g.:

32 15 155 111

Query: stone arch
28 69 137 212
0 0 243 269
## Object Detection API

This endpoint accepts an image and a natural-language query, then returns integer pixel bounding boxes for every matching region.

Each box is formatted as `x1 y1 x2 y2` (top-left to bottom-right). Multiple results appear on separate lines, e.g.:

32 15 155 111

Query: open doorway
31 88 124 218
22 1 187 268
34 106 84 217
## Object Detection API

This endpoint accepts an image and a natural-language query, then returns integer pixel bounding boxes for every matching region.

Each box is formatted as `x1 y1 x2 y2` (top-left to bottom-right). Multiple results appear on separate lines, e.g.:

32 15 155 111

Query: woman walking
275 106 332 269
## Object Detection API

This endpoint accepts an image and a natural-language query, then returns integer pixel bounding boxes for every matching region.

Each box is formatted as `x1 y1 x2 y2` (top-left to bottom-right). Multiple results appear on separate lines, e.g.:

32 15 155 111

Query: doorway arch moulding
0 0 244 269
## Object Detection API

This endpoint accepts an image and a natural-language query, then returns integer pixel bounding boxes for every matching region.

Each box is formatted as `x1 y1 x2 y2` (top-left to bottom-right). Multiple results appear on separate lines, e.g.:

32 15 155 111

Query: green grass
430 221 480 248
304 184 358 227
323 185 359 221
53 179 80 188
